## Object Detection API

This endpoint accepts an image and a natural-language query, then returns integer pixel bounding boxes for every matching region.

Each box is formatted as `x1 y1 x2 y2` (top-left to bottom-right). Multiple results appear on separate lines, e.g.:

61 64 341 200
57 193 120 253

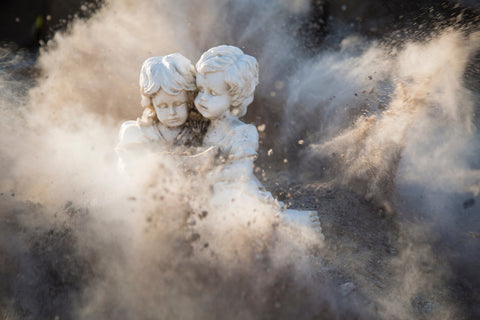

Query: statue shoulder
232 122 259 143
118 120 155 145
229 122 259 158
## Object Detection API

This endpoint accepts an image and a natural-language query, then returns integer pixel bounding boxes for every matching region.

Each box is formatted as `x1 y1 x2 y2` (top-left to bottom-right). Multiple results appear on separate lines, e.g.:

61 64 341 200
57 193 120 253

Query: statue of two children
116 45 322 237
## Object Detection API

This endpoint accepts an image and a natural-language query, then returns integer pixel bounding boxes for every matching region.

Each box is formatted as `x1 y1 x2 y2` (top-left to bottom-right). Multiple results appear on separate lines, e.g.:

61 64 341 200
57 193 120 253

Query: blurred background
1 1 479 320
0 0 101 49
1 0 479 50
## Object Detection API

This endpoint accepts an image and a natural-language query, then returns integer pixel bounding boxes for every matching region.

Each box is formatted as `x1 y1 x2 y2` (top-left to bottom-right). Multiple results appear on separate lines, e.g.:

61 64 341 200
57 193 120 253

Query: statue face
152 90 188 128
195 71 231 120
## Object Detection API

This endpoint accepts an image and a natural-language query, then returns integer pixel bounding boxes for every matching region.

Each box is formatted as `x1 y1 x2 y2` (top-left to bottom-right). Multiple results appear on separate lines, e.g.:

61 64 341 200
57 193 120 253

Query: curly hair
139 53 196 125
196 45 259 117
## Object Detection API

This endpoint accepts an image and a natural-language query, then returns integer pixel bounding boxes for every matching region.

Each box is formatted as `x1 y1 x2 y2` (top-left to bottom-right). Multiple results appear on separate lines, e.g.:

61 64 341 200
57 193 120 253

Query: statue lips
165 117 183 126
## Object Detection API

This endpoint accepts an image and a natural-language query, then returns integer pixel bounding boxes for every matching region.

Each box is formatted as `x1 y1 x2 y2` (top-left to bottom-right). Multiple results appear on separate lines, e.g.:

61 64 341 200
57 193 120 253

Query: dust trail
292 31 480 207
1 0 480 319
0 1 339 319
290 30 480 319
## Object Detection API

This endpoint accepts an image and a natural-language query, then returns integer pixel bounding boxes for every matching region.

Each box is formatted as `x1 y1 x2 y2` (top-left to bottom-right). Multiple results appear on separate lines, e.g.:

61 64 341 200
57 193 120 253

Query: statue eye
174 101 186 107
210 90 217 96
156 103 168 109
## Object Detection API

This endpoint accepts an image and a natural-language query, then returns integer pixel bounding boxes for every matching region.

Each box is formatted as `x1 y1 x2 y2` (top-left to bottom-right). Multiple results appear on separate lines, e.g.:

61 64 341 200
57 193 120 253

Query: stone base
283 209 325 240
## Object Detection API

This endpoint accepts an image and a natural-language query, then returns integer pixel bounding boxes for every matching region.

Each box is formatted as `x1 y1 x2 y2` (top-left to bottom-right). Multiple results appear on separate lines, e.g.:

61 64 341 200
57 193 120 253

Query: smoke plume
1 0 479 319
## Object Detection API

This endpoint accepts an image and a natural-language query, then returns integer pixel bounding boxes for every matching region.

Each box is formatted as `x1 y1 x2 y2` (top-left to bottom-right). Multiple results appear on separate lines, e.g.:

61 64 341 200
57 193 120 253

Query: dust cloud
286 27 480 319
294 31 480 207
0 0 479 319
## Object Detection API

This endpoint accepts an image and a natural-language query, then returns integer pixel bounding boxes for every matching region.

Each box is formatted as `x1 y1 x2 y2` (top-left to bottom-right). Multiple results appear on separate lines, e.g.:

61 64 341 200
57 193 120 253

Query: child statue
194 45 266 197
116 54 208 173
194 45 323 236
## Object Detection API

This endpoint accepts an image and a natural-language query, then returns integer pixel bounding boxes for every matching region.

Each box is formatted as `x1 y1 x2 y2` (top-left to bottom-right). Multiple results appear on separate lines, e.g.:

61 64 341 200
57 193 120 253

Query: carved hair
139 53 196 124
196 45 259 117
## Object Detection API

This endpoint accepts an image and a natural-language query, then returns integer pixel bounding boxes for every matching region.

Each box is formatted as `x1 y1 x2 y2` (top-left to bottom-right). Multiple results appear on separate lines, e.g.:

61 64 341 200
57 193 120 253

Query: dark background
1 0 479 50
0 0 101 49
1 1 479 320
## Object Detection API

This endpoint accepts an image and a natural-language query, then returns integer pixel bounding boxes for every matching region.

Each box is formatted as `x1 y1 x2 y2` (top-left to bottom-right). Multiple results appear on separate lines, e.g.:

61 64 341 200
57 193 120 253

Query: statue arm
116 120 150 149
210 157 256 183
115 120 151 173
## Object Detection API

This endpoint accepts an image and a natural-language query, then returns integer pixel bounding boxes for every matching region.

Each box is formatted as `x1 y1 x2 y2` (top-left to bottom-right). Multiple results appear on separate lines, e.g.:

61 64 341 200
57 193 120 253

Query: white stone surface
116 46 324 240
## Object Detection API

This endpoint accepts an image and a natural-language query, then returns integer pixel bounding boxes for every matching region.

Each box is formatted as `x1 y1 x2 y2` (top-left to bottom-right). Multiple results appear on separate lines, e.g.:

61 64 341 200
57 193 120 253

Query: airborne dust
0 0 479 319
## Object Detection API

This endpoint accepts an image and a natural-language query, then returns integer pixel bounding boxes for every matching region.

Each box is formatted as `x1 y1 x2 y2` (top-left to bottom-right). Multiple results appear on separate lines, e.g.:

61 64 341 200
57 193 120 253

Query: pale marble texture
116 47 323 238
116 54 204 173
194 45 323 237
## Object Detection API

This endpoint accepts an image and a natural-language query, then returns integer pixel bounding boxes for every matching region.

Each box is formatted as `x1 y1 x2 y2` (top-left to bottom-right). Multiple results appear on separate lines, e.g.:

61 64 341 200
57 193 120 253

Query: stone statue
116 47 323 238
194 45 323 237
116 53 208 173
